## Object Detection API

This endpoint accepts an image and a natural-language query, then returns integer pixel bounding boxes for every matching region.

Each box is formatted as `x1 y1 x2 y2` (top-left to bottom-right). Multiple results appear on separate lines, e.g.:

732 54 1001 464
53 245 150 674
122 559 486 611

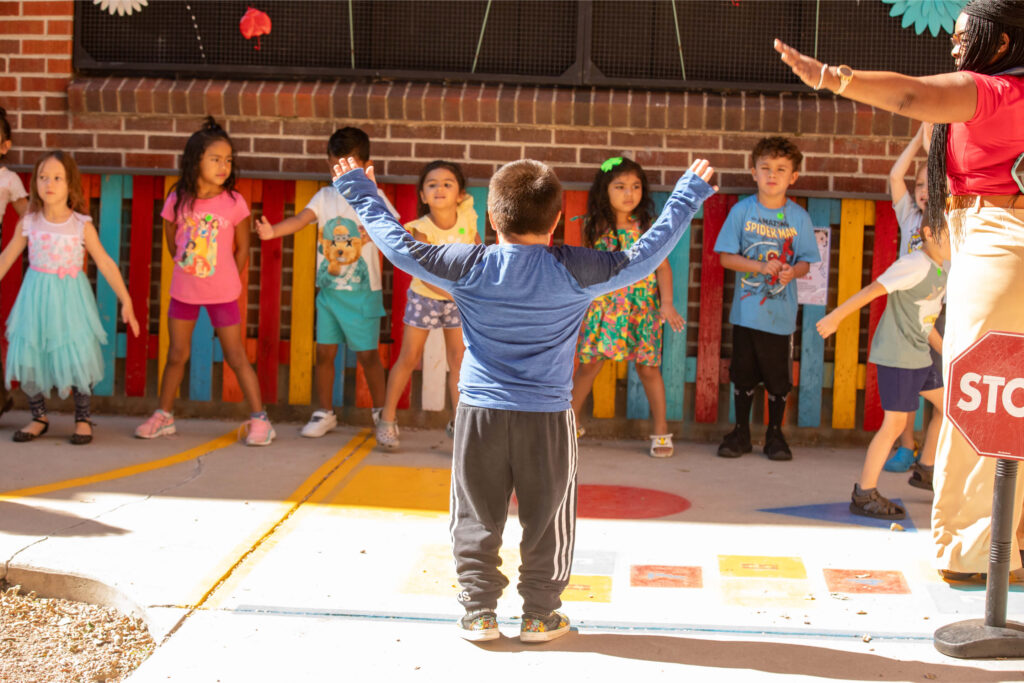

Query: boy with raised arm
333 156 716 643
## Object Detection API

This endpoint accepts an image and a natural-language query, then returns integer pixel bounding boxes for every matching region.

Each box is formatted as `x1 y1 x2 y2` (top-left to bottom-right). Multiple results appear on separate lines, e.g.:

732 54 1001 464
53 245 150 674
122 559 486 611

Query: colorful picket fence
0 172 913 432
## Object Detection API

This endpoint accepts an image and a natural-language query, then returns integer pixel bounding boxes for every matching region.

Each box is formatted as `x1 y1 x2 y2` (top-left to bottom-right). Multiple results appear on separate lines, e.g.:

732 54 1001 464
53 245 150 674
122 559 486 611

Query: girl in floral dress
570 157 685 457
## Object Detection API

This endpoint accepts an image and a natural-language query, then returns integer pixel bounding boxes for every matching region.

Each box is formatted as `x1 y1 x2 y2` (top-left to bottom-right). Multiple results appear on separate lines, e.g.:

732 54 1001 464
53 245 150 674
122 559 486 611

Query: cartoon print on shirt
915 283 946 332
317 216 369 291
177 212 220 278
739 234 795 304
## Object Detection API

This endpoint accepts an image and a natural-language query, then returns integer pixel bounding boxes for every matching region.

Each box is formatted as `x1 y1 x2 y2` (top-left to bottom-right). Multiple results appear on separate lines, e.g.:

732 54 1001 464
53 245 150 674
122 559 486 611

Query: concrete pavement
0 410 1021 682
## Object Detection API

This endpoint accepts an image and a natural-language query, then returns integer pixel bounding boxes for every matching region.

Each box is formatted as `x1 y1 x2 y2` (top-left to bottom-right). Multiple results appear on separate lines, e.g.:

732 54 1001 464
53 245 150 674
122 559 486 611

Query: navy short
876 363 943 412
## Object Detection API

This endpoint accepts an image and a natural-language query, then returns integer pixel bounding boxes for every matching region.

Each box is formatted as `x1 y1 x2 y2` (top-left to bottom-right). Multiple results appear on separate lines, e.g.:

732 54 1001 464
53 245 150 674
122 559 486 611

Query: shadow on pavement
0 501 129 537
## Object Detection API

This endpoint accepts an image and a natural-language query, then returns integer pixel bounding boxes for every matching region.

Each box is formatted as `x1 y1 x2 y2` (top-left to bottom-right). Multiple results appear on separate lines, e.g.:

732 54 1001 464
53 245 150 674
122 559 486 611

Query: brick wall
0 2 922 197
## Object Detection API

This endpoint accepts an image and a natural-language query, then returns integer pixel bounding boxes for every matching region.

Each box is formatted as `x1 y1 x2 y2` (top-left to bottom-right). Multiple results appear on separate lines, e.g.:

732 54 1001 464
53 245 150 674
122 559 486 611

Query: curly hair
170 116 238 222
583 157 655 248
751 136 803 170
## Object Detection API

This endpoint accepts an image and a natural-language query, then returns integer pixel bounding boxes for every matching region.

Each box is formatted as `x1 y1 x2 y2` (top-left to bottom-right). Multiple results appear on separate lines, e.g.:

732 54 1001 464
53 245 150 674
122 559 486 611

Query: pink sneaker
244 416 276 446
135 410 176 439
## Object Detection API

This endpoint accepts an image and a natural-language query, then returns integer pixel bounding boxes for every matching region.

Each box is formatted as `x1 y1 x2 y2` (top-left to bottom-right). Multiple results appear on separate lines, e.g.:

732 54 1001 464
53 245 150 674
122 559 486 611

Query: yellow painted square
718 555 807 579
330 465 450 515
562 575 612 603
401 544 522 597
721 578 810 608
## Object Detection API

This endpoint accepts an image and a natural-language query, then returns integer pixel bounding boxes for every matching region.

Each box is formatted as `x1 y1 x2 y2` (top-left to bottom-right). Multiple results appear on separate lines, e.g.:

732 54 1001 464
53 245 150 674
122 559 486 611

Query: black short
729 325 793 396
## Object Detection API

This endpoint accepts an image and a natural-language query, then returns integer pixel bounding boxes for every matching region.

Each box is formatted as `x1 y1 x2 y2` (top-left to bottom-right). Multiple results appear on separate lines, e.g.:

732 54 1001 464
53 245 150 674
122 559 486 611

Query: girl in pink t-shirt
135 117 274 446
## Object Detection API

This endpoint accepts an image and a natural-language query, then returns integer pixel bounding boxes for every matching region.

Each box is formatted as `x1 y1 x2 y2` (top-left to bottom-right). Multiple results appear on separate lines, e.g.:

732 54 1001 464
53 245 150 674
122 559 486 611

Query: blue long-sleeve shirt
334 169 715 412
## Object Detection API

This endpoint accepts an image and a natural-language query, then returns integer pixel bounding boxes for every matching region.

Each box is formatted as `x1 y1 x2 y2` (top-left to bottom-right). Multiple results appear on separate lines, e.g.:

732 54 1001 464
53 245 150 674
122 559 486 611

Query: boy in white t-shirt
257 128 398 436
0 107 28 420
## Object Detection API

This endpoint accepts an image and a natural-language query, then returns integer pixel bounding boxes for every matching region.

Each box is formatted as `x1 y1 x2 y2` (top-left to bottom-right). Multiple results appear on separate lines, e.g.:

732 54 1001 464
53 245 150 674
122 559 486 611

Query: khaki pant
933 203 1024 573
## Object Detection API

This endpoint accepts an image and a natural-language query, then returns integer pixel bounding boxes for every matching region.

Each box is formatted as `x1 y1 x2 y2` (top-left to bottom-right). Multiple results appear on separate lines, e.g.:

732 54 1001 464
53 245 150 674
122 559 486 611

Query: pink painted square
823 569 910 594
630 565 703 588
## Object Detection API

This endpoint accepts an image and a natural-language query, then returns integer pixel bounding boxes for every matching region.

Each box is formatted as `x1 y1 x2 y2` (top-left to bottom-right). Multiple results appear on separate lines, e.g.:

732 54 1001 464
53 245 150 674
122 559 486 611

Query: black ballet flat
13 418 49 442
70 419 94 446
0 395 13 419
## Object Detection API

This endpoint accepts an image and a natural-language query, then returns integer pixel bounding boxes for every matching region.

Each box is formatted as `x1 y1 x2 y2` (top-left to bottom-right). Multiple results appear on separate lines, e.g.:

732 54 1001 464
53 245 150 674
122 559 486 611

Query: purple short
876 363 943 412
168 298 241 328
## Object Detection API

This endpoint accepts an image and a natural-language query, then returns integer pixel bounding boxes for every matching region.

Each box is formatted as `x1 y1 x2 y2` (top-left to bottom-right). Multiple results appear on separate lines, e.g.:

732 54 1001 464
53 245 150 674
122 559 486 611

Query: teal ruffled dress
4 211 106 398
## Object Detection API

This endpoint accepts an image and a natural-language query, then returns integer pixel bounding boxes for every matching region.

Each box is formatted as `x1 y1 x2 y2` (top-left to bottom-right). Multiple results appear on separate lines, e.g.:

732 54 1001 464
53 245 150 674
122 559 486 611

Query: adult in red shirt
775 0 1024 582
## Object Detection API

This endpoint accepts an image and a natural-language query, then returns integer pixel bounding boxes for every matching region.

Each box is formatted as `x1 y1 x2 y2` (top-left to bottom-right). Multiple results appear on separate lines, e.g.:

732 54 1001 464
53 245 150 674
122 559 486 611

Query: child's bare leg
381 327 429 422
159 317 197 413
860 411 911 489
442 327 465 414
918 387 944 467
635 363 669 436
898 419 916 450
570 360 605 423
217 323 263 414
356 349 387 408
315 343 339 412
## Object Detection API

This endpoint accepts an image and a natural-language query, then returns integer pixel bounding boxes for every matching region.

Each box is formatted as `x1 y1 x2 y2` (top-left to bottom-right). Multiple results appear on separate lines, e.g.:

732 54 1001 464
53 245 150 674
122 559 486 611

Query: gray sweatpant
450 404 577 615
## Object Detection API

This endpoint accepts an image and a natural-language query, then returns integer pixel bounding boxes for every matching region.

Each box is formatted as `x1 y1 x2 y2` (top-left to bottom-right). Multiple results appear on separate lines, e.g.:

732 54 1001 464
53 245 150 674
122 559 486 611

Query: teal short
315 289 385 351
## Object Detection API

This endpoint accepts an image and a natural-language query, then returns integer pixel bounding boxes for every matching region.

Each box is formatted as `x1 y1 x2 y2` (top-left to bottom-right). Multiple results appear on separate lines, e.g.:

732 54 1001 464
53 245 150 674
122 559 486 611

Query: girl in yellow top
376 160 479 448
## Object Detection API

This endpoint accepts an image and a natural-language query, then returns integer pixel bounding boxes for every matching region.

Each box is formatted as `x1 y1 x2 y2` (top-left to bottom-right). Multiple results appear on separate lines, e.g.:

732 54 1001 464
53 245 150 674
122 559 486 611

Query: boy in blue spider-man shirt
715 136 819 462
332 155 715 644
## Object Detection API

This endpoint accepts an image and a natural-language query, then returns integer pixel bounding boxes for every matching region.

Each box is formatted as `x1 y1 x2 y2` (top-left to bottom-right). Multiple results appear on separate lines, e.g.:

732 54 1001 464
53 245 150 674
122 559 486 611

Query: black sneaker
716 426 752 458
763 426 792 461
907 463 933 491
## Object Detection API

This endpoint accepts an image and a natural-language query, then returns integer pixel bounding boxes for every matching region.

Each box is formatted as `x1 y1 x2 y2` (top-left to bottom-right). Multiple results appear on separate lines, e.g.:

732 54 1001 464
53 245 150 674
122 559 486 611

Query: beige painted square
721 578 811 608
402 544 522 596
562 575 613 603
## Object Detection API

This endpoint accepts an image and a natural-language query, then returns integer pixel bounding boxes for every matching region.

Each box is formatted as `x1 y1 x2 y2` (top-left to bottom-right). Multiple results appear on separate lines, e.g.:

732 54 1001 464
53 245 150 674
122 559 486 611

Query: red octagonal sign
946 330 1024 461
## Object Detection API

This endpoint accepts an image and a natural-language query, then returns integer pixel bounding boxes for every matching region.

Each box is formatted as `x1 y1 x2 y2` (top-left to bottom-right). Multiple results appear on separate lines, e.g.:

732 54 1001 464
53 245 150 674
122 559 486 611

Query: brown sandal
849 486 905 520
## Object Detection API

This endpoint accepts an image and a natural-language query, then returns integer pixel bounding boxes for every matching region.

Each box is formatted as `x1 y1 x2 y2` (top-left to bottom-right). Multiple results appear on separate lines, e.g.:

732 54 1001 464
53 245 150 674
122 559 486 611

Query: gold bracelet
835 65 854 95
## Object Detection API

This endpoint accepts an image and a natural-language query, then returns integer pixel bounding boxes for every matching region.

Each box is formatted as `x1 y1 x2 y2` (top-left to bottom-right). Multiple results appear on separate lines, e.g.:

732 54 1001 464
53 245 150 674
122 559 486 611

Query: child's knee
635 363 660 379
166 344 190 366
356 349 382 367
316 344 338 364
222 347 250 370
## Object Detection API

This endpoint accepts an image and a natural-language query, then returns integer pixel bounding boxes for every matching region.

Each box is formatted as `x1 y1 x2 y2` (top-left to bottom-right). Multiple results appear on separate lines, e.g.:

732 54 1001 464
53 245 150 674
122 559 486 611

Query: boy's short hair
752 136 803 170
327 127 370 162
487 160 562 236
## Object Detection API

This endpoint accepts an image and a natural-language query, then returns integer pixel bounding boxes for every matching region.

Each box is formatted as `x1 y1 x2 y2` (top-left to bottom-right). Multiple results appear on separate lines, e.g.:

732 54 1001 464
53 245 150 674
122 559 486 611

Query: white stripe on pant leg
552 409 578 582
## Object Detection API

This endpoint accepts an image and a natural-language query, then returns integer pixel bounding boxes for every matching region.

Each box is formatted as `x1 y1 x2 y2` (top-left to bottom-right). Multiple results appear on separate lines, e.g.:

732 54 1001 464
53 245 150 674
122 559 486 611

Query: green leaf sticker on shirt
777 211 785 221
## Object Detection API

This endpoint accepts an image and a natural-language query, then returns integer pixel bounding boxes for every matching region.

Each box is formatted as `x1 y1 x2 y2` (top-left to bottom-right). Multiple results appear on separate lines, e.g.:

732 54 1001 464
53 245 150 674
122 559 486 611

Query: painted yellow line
187 430 375 615
0 430 239 501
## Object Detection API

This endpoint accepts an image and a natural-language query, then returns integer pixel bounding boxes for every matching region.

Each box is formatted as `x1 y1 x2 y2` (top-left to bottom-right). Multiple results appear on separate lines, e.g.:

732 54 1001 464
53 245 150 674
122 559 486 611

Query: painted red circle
577 484 690 519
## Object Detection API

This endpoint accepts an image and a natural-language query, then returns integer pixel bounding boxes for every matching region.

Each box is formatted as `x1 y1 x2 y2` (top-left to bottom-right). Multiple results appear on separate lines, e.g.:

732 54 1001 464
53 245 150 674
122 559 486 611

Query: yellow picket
832 199 866 429
592 360 617 419
288 180 320 404
158 176 175 395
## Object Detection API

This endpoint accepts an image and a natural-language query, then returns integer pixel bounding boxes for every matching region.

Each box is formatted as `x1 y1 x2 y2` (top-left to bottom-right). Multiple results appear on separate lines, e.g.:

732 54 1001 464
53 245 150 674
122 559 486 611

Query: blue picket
93 175 124 396
797 197 837 427
467 186 488 242
188 309 214 401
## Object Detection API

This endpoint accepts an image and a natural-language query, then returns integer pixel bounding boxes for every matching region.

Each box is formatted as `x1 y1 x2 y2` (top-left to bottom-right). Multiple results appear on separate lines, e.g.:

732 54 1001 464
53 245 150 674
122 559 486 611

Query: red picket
695 194 735 423
258 179 286 404
125 175 157 396
561 190 588 247
864 200 899 430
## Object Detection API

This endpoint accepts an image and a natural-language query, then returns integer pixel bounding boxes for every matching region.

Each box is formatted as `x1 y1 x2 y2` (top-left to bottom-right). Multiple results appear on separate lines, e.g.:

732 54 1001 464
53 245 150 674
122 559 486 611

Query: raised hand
773 39 825 89
332 157 378 186
255 216 274 240
689 158 717 190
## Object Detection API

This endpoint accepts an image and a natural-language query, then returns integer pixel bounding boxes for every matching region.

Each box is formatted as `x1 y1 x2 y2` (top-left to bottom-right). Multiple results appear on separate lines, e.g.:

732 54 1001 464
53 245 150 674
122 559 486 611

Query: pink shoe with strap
135 410 176 439
243 415 276 446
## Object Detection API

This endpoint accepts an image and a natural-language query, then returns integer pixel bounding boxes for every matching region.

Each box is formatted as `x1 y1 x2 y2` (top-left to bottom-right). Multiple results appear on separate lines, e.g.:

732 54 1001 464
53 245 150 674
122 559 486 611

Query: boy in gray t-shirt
816 223 949 520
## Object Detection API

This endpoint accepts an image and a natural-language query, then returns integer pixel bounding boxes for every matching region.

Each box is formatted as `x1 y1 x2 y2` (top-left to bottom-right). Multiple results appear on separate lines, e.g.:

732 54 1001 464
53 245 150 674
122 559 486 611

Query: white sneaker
375 419 400 449
301 410 337 438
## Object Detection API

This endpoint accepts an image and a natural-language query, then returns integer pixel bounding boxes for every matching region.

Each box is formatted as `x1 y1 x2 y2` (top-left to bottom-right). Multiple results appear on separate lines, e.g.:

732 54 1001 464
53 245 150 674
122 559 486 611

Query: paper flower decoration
93 0 147 16
240 7 272 50
881 0 966 37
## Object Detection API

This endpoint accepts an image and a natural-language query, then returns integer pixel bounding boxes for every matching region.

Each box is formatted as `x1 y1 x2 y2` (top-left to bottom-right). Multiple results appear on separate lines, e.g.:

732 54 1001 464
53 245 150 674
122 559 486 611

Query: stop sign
946 331 1024 461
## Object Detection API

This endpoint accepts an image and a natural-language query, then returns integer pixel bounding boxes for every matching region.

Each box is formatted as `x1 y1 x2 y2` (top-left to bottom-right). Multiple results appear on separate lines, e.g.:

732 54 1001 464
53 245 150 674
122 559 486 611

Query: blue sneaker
883 446 917 472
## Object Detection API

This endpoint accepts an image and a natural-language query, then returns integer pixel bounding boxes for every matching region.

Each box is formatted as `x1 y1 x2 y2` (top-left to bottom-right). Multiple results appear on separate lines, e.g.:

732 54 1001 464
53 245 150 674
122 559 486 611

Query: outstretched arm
817 280 887 339
83 221 140 337
889 124 926 204
256 207 318 240
332 159 484 290
0 220 27 282
774 39 978 123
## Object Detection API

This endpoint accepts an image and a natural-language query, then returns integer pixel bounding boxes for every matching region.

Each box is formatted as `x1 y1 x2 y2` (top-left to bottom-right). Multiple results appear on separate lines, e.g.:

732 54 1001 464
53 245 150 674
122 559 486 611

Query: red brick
553 89 572 126
229 119 281 136
97 133 144 149
0 19 45 34
442 85 461 122
610 90 629 128
295 81 316 119
21 2 73 16
635 150 690 168
571 88 589 127
390 123 442 140
779 93 799 134
333 82 355 119
704 94 723 130
611 131 663 148
854 103 873 136
229 136 252 153
70 113 121 131
73 151 123 168
275 81 298 118
580 147 621 165
535 87 555 126
593 89 612 128
313 81 332 119
219 80 240 118
0 3 21 16
798 97 819 135
720 172 757 191
258 81 280 118
668 133 722 150
11 131 42 149
46 18 71 35
792 136 831 154
666 91 685 130
762 94 782 133
629 91 647 129
834 137 887 157
368 82 389 120
174 117 206 133
126 152 176 169
554 129 608 146
862 158 896 175
526 145 576 163
834 98 855 135
282 120 334 137
649 91 668 130
384 82 406 120
459 163 496 181
244 156 282 173
444 125 495 142
21 113 68 129
549 165 595 184
742 93 760 132
815 97 836 136
20 76 69 93
469 144 521 162
478 85 499 124
115 77 141 113
804 156 858 173
422 83 442 121
45 131 93 148
282 157 326 175
204 80 228 118
498 127 550 143
517 87 536 126
10 57 45 72
415 142 467 159
125 116 173 132
405 82 427 121
43 95 65 112
0 39 18 53
21 39 71 55
497 87 517 124
66 80 86 113
254 137 303 155
169 80 191 115
368 140 411 158
240 81 260 117
796 174 829 192
834 176 886 195
871 108 893 136
148 134 185 151
461 83 480 123
0 75 19 90
5 96 42 112
385 160 425 177
891 113 913 138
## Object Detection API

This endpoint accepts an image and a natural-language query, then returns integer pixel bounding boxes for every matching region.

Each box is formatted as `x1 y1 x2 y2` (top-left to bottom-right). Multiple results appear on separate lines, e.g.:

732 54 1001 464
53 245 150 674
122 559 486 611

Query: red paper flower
240 7 271 50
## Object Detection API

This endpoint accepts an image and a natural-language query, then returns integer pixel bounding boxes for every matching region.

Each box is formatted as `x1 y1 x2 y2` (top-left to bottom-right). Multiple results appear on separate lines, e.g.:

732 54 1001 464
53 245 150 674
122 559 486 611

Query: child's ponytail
171 115 238 221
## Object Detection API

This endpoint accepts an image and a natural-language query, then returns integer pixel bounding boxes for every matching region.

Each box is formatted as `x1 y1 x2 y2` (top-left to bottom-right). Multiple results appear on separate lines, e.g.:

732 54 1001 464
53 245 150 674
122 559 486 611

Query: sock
766 392 787 430
250 410 268 421
854 483 876 496
733 387 754 429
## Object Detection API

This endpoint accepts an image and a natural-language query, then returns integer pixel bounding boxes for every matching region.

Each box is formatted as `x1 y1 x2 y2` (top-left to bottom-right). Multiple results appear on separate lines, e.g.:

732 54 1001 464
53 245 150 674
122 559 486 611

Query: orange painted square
630 565 703 588
824 569 910 594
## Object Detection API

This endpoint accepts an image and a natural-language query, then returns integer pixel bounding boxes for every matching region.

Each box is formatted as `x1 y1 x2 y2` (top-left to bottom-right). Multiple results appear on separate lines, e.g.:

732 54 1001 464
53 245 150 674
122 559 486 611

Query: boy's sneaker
457 610 500 642
520 610 571 643
375 419 400 449
763 426 792 461
300 410 337 438
716 425 751 458
883 446 918 472
850 485 905 520
135 410 176 439
907 462 934 491
244 416 276 446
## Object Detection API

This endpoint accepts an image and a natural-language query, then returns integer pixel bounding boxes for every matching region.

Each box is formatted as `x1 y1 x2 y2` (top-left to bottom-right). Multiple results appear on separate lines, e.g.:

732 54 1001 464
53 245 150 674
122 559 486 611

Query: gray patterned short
402 289 462 329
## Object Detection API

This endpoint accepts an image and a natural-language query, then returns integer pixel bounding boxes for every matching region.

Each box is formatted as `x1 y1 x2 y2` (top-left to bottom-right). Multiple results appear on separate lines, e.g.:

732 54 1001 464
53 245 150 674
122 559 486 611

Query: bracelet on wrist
815 63 828 91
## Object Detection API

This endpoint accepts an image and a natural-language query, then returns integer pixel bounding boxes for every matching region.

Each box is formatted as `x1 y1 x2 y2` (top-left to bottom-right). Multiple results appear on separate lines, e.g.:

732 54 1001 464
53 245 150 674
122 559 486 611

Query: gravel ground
0 584 154 683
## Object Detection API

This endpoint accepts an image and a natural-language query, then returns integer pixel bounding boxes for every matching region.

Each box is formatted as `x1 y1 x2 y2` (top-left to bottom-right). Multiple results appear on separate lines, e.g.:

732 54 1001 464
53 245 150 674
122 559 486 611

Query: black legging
27 387 91 423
